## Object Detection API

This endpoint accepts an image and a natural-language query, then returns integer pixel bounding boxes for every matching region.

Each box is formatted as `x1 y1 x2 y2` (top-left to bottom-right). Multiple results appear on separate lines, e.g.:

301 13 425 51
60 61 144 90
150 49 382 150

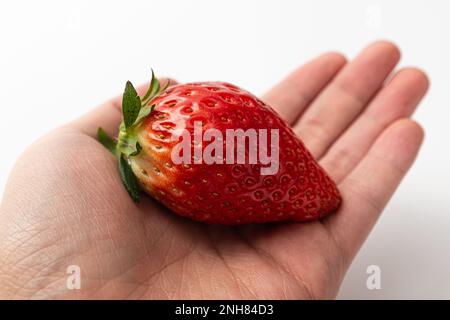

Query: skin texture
0 41 428 299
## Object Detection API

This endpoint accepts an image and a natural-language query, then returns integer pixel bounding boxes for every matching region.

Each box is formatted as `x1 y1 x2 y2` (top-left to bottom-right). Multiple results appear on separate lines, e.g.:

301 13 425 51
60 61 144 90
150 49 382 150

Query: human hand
0 41 428 299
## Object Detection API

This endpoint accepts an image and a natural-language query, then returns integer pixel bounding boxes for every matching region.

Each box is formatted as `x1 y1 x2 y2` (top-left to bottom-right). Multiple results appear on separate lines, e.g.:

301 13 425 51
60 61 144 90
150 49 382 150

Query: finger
262 52 346 124
323 119 424 262
70 78 176 137
294 40 401 159
320 68 429 183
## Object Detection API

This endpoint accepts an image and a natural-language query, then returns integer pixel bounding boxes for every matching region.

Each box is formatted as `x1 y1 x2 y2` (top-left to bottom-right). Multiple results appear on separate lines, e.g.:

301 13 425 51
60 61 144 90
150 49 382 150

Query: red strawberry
98 71 341 225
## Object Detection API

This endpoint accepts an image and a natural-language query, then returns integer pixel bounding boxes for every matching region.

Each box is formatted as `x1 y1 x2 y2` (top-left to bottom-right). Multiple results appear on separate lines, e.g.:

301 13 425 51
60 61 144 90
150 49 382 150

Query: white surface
0 0 449 299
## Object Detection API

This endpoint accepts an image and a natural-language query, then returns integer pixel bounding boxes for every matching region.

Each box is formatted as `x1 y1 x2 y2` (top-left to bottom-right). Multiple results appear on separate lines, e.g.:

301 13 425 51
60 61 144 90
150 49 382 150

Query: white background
0 0 449 299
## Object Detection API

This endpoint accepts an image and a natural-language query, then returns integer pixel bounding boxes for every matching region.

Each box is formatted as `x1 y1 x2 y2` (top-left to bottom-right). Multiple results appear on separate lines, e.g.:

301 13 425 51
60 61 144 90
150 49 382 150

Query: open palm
0 41 428 299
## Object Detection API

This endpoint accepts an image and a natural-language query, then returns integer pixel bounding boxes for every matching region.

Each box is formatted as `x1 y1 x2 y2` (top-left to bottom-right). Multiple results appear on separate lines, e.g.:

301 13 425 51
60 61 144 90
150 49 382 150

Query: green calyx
97 69 169 202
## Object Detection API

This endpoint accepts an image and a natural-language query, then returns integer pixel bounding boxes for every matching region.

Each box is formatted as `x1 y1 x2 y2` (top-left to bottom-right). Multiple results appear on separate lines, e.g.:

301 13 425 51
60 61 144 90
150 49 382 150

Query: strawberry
98 70 341 225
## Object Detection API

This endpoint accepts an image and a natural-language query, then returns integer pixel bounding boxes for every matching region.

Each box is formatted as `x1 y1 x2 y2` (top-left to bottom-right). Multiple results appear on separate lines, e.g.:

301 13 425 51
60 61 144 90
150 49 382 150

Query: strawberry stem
97 68 170 204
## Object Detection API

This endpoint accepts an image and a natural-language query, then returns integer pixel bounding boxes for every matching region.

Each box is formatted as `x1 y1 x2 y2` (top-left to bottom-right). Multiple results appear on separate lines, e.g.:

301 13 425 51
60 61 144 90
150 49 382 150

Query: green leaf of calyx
161 79 171 92
133 104 155 125
122 81 142 129
130 142 142 156
117 132 140 157
97 127 118 156
119 154 140 202
141 69 160 105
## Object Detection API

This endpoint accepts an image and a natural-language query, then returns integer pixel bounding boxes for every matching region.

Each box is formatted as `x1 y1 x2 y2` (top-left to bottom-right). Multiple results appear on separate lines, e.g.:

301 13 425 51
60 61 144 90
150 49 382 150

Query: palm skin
0 41 428 299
